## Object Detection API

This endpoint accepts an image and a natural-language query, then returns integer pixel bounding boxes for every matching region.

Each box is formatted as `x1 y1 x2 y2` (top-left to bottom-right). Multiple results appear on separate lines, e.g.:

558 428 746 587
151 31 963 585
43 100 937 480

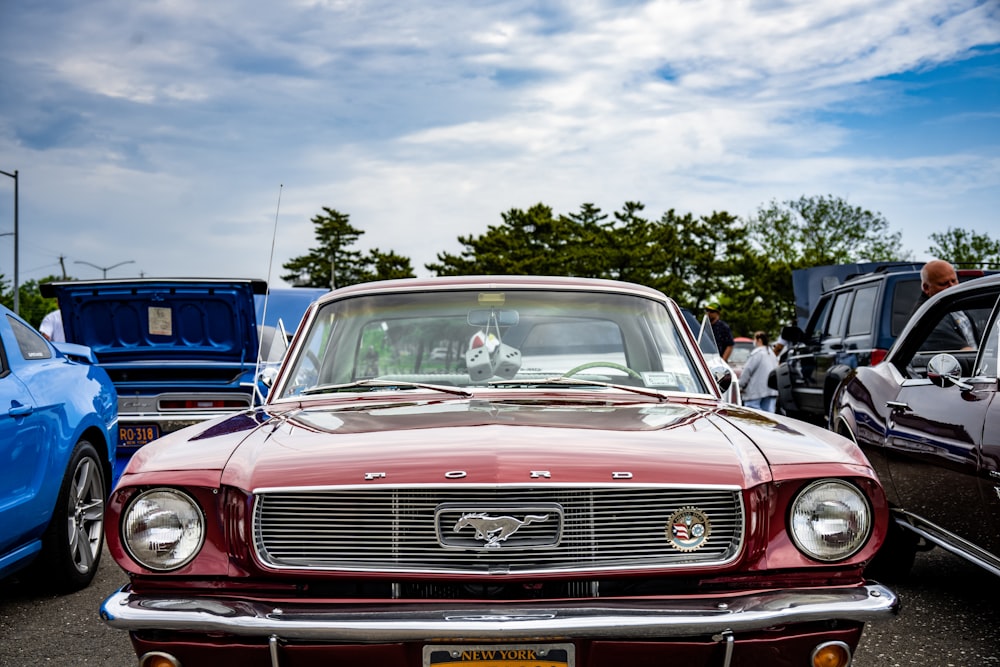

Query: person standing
704 302 734 361
739 331 779 412
39 308 65 342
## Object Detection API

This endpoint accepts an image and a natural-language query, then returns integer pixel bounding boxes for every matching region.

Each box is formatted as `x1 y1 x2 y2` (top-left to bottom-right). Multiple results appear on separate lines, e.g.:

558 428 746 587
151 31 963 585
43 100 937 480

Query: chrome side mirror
259 366 279 388
926 353 971 390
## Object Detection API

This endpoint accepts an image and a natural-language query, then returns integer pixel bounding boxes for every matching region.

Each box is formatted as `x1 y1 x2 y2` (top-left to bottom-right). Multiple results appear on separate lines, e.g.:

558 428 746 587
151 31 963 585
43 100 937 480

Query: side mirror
781 325 805 344
259 366 279 388
926 353 970 389
711 365 733 394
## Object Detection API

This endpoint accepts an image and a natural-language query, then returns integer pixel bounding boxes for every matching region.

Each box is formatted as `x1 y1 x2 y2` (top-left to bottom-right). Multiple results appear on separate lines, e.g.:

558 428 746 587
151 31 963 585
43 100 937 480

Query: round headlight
790 480 872 562
123 488 204 571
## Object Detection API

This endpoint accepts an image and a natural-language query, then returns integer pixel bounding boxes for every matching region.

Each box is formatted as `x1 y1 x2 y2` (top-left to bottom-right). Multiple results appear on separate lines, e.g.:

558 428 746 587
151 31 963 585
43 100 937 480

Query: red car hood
123 396 869 491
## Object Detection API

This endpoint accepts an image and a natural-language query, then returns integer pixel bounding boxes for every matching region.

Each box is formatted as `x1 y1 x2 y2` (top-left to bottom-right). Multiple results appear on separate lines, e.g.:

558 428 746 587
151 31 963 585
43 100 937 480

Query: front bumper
101 583 897 641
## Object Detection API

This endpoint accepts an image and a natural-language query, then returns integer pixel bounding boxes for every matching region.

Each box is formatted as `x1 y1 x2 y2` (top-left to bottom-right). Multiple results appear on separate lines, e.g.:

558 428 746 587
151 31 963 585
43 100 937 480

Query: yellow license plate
119 424 160 448
424 644 573 667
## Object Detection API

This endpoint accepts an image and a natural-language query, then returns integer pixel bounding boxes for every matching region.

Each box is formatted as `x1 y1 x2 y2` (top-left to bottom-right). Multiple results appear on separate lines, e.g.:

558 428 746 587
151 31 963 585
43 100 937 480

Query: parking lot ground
1 544 998 666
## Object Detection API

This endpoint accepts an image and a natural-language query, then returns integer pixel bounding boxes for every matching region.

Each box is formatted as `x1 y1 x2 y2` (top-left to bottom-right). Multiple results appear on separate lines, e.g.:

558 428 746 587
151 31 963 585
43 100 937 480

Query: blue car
42 278 268 481
0 305 117 592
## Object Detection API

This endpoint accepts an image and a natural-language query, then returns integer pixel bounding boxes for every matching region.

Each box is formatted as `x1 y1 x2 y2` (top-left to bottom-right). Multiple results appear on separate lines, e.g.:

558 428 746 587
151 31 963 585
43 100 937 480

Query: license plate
424 644 573 667
119 425 161 448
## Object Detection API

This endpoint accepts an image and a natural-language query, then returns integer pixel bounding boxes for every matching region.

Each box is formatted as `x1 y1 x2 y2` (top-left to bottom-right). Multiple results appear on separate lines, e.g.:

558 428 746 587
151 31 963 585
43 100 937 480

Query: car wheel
31 439 107 592
865 517 919 582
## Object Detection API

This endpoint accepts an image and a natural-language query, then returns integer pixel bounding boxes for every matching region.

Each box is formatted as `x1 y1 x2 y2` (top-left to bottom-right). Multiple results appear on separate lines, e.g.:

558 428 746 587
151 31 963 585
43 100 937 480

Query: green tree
743 195 909 331
363 249 416 282
926 227 1000 267
0 275 62 329
282 207 414 288
427 204 575 276
748 195 904 267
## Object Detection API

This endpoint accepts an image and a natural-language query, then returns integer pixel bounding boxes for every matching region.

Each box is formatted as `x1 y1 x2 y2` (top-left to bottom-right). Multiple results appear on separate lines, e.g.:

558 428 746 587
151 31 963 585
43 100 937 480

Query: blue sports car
0 304 117 592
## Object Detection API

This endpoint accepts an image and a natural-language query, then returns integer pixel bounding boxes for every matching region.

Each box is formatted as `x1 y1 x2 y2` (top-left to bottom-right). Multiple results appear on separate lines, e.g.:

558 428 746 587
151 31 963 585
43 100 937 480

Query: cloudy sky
1 0 998 288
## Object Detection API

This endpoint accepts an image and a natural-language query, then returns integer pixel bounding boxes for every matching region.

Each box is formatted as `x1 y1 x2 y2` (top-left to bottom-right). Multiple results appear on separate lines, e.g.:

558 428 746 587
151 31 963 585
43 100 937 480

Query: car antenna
254 184 283 404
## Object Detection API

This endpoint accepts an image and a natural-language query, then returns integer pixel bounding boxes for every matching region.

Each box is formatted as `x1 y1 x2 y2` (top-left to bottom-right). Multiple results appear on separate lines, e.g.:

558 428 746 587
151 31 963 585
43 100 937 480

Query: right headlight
122 488 205 571
789 479 872 562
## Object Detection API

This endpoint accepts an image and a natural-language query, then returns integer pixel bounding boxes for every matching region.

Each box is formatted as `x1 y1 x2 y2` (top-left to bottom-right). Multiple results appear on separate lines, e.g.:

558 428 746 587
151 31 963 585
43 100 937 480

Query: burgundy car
100 276 897 667
830 273 1000 579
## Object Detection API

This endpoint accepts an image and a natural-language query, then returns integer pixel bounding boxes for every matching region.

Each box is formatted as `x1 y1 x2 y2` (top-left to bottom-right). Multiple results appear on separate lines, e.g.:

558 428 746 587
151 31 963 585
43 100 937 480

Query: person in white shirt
738 331 779 412
39 309 65 342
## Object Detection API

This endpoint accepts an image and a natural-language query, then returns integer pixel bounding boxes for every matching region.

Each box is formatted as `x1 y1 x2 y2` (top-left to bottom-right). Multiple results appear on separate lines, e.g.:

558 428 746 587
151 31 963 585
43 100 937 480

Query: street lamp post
0 169 18 314
74 259 136 278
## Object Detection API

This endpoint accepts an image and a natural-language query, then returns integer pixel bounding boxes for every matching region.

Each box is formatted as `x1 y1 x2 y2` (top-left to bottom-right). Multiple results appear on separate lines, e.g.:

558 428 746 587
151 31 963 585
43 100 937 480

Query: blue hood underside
42 278 267 365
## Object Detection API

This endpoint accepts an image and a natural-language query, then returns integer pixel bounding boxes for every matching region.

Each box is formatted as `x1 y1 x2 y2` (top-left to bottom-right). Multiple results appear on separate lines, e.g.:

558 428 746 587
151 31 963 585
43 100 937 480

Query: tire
865 517 919 583
29 439 107 592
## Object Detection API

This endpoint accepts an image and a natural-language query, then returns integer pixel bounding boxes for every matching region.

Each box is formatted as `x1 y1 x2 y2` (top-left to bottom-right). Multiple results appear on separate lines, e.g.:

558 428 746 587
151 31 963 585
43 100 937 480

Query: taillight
870 348 888 365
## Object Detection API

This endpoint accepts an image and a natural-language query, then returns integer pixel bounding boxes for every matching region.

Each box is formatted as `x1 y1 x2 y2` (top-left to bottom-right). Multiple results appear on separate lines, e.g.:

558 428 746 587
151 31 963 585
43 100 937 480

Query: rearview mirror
468 309 519 327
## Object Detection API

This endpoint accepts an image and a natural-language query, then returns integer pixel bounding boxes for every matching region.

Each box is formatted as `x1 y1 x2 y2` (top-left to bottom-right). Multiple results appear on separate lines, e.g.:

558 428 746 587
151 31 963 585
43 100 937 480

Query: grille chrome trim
252 484 745 574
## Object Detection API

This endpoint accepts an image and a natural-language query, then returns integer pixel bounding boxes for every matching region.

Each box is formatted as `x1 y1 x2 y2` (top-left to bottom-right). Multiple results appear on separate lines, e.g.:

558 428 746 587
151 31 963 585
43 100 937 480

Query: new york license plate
119 424 160 448
424 644 573 667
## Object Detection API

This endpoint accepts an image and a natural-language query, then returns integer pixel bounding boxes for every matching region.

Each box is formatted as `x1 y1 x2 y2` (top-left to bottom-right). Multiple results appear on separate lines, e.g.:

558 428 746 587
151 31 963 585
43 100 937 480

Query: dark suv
775 263 992 423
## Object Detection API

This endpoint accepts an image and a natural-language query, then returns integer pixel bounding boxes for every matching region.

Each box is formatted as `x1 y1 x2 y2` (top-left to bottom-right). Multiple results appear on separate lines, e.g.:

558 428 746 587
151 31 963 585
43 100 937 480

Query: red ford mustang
100 276 897 667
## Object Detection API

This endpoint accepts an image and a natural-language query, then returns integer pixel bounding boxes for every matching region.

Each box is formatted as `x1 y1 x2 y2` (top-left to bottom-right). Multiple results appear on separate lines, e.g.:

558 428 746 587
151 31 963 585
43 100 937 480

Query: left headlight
789 479 872 562
122 488 205 571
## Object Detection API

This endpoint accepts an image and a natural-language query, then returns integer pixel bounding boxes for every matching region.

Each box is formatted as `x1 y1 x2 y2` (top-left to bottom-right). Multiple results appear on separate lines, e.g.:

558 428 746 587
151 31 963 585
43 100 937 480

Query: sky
1 0 998 289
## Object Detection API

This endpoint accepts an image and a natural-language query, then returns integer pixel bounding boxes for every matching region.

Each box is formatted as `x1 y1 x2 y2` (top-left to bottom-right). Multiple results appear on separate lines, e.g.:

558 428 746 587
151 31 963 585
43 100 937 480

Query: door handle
8 402 33 417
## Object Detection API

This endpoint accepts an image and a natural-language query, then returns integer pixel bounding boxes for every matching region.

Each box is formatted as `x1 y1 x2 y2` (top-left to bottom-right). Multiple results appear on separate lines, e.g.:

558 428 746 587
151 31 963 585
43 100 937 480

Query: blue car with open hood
42 278 268 480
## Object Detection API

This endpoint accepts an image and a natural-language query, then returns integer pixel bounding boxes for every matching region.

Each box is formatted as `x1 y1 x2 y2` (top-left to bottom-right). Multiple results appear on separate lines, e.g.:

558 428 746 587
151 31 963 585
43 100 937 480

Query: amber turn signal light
812 641 851 667
140 651 181 667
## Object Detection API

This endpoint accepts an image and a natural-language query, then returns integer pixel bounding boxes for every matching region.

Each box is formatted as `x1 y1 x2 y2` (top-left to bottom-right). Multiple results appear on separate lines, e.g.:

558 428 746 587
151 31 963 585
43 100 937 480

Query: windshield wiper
487 377 668 402
300 379 473 399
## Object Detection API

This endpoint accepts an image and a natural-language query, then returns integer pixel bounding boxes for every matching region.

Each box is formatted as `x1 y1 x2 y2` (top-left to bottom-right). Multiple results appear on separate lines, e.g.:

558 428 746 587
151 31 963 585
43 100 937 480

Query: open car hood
41 278 267 364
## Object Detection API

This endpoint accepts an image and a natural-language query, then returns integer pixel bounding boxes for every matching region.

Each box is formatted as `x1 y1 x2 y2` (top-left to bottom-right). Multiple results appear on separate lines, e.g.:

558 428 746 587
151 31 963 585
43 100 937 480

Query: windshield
274 288 710 398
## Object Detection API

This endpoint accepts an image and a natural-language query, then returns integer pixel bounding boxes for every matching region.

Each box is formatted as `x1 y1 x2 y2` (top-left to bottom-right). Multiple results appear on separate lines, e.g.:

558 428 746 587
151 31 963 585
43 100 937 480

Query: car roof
316 275 670 303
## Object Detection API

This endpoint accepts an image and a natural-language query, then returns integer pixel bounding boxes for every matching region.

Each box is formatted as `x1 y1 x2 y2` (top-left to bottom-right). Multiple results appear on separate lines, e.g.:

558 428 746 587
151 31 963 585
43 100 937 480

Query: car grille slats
253 486 744 574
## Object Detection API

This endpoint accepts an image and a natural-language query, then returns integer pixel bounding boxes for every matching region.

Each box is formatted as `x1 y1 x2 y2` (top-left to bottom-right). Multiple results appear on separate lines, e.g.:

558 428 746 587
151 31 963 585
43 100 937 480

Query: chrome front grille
253 485 744 574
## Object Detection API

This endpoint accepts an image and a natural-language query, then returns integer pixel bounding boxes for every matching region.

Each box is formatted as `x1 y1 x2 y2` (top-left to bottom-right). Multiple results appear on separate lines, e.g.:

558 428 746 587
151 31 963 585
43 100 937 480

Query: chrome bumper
101 583 897 641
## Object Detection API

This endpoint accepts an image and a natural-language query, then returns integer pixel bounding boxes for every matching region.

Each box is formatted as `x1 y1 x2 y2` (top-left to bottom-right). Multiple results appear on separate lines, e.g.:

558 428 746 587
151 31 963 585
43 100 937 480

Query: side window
7 315 52 361
916 301 989 355
847 285 877 337
902 291 1000 378
825 292 852 338
806 297 833 344
891 279 921 335
0 332 9 376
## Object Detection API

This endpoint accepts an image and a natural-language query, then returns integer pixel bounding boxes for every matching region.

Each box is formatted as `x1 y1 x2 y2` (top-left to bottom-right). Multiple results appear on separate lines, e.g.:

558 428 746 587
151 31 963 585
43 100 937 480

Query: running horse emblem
453 512 550 548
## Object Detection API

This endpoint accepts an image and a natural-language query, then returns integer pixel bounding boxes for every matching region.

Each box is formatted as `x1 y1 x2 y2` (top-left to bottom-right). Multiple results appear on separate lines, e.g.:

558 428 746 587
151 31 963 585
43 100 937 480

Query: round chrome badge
666 507 711 552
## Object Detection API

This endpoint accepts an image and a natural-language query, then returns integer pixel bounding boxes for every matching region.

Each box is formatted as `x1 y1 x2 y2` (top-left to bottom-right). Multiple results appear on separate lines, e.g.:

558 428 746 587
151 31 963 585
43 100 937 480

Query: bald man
912 259 976 351
920 259 959 298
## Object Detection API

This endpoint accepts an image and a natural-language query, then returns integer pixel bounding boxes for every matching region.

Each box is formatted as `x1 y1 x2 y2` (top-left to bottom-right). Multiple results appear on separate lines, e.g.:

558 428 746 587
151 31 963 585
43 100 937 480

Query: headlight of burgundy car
122 488 205 571
789 479 872 562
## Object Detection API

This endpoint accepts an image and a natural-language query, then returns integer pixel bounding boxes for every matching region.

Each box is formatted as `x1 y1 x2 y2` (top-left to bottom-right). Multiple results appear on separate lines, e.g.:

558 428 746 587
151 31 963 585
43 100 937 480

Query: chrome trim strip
101 583 898 641
895 511 1000 577
252 482 744 494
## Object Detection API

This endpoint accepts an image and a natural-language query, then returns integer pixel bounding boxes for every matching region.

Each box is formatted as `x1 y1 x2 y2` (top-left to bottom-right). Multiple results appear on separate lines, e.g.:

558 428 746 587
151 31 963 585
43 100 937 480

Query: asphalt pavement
1 544 997 666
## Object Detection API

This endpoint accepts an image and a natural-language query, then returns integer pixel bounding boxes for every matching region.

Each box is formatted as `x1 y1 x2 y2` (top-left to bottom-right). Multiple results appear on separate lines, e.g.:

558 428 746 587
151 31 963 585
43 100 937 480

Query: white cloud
0 0 997 286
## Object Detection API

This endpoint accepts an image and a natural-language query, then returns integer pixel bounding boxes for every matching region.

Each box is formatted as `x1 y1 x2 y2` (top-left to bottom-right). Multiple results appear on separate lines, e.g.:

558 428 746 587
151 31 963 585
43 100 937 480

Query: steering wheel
563 361 643 380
